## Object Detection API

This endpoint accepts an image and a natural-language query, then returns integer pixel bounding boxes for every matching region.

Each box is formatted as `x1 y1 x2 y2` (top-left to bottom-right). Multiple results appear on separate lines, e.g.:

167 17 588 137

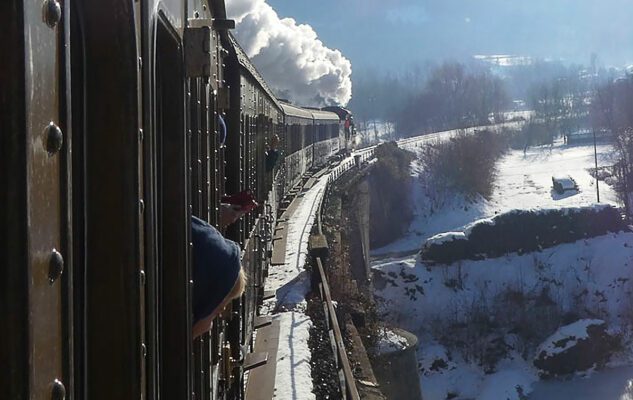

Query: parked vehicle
552 175 579 194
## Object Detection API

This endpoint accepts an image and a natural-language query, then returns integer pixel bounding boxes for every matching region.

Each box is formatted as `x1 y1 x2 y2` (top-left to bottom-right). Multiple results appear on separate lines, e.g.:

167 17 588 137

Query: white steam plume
227 0 352 107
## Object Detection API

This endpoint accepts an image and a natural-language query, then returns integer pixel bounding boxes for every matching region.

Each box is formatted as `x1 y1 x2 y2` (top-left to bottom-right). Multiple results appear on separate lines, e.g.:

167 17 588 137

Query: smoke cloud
227 0 352 107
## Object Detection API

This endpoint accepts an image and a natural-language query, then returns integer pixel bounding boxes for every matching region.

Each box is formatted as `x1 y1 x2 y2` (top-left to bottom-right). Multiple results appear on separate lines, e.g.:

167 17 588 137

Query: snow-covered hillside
375 233 633 332
371 140 632 400
374 231 633 399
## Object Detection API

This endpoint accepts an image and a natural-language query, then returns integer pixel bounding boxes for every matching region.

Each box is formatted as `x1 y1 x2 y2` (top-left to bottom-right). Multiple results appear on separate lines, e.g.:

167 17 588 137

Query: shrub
369 142 415 247
419 129 509 199
421 205 627 264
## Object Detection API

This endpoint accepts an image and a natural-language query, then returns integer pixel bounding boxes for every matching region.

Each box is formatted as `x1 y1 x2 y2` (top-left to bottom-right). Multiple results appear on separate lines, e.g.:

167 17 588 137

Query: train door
150 14 192 400
69 1 144 399
304 121 313 172
80 0 145 398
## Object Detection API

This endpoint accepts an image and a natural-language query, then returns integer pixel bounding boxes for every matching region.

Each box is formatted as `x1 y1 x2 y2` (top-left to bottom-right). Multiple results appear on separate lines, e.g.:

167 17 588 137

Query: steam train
0 1 354 399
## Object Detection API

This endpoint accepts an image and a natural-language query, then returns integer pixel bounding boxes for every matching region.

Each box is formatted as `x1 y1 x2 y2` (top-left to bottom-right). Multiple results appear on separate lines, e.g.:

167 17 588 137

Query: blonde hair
192 268 247 339
227 268 247 300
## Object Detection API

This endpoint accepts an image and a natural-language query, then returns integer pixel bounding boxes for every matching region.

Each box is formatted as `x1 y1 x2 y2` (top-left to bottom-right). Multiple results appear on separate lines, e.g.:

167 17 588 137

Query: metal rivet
51 379 66 400
46 122 63 154
49 249 64 285
44 0 62 28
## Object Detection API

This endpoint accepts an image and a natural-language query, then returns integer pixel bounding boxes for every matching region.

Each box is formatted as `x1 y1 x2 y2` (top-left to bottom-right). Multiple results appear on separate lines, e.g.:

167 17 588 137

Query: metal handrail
315 257 361 400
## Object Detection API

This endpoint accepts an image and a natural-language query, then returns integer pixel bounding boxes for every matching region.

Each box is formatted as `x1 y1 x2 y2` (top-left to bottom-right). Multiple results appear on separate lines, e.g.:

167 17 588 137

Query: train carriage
279 102 315 190
1 1 356 399
311 109 343 167
224 33 283 239
223 33 284 395
1 0 255 399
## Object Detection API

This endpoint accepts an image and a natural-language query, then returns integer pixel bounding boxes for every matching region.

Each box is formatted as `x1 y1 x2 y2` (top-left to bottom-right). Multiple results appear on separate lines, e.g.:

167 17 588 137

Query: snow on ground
271 311 315 400
374 233 633 338
263 154 360 399
264 178 325 400
370 139 632 399
488 141 618 214
374 232 633 399
375 328 409 354
417 340 485 399
529 365 633 399
478 362 537 400
372 140 619 257
264 179 327 313
416 341 536 400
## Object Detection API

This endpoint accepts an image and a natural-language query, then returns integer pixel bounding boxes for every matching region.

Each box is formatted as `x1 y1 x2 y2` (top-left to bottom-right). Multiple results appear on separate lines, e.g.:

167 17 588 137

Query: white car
552 175 578 194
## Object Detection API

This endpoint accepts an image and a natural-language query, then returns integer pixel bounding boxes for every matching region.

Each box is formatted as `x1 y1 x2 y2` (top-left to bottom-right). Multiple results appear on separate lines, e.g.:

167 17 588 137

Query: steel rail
315 257 361 400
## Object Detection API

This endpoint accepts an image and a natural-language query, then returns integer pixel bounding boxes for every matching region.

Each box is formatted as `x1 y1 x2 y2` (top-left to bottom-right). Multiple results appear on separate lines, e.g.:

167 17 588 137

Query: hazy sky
268 0 633 71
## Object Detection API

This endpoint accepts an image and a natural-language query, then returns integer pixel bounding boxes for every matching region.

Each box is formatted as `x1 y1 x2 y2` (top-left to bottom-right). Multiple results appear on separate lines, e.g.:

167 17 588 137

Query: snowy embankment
371 140 631 399
375 233 633 399
374 231 633 335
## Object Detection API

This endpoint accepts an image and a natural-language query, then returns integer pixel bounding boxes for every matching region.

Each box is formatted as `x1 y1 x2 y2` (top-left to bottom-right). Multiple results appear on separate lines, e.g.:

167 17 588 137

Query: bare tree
591 76 633 217
396 62 510 136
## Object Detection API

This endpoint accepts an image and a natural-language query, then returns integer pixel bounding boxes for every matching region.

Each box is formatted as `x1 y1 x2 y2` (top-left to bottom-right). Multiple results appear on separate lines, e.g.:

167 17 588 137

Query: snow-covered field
371 140 632 399
372 140 619 257
489 141 618 213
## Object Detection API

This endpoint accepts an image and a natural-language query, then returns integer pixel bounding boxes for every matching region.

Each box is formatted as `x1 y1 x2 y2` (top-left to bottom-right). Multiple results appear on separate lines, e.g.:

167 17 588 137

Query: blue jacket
191 216 241 323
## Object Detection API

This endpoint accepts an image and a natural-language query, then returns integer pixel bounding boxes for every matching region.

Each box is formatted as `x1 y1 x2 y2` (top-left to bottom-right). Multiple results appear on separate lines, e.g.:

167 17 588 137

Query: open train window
304 123 312 146
293 123 301 153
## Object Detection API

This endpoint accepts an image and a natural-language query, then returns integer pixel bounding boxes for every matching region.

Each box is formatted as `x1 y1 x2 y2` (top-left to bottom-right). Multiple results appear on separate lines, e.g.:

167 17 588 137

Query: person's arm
265 149 279 172
220 203 248 228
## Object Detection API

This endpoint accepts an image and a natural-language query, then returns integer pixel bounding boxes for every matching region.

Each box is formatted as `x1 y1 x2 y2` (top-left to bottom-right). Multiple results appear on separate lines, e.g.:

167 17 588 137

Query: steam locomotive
0 0 354 399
